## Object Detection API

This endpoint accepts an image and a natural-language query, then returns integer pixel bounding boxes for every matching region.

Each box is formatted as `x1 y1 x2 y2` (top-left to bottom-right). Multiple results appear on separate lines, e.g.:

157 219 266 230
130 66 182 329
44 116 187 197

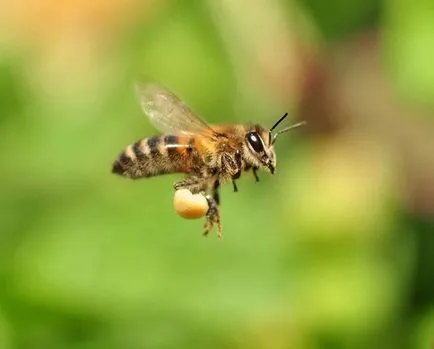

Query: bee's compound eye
174 189 208 219
247 132 264 153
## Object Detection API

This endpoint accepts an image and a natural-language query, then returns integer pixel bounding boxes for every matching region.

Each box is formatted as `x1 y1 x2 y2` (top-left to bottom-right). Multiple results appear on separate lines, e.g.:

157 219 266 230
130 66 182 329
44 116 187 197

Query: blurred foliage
0 0 433 349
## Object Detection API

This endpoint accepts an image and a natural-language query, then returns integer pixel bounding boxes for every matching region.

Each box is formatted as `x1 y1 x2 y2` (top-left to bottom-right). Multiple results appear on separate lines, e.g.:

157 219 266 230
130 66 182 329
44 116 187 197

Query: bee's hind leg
174 176 206 194
204 195 221 238
203 180 222 239
175 176 223 238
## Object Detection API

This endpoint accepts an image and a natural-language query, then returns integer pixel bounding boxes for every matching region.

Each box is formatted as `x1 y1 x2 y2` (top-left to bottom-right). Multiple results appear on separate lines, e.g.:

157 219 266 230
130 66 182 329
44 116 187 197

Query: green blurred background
0 0 433 348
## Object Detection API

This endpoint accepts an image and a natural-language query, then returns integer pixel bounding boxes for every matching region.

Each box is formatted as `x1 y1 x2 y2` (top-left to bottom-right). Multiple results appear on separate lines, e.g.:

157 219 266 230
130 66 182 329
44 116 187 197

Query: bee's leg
174 176 206 194
175 176 222 238
221 152 242 193
252 167 260 182
212 179 220 205
231 180 238 192
231 171 240 192
203 180 222 239
204 194 221 238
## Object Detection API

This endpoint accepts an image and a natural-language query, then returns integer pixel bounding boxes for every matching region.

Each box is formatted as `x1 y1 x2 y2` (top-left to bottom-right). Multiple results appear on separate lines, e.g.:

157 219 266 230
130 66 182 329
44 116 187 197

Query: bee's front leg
203 180 222 239
252 167 260 182
222 152 242 193
231 180 238 192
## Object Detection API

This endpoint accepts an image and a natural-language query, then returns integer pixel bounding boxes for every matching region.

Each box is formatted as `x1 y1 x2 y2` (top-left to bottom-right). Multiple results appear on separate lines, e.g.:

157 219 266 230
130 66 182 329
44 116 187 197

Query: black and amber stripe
164 135 180 161
112 134 197 179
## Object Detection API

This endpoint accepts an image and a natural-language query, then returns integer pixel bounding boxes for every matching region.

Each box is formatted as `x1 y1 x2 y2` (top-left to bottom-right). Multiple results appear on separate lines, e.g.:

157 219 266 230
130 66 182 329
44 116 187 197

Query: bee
112 83 305 238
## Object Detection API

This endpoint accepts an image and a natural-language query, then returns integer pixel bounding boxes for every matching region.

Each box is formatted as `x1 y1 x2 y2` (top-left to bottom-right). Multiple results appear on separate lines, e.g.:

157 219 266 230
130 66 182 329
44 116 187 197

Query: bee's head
244 125 277 174
243 114 305 174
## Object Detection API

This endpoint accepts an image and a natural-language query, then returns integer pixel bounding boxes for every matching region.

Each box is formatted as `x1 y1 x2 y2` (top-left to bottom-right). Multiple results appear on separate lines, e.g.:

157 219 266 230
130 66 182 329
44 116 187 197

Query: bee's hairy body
111 82 303 238
112 124 264 192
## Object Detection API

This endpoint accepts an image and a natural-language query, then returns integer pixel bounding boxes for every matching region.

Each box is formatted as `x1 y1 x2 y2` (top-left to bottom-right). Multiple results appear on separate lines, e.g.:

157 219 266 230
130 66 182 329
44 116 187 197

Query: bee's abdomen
112 135 195 179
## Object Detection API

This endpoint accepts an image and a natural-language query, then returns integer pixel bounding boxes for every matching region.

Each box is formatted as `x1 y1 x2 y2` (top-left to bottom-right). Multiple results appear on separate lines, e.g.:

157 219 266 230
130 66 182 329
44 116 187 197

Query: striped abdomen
112 135 198 179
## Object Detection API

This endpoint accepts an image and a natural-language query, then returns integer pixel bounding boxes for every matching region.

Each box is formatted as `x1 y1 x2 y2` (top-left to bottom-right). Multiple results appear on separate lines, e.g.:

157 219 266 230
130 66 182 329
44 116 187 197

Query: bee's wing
136 82 218 137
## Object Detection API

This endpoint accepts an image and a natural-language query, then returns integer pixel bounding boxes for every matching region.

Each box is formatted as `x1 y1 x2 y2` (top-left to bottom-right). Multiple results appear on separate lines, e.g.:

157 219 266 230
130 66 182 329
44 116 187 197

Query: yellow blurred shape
282 130 395 243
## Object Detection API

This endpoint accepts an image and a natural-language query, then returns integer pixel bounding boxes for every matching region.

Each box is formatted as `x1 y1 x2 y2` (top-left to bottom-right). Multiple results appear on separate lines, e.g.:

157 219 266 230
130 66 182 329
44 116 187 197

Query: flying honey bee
112 83 305 238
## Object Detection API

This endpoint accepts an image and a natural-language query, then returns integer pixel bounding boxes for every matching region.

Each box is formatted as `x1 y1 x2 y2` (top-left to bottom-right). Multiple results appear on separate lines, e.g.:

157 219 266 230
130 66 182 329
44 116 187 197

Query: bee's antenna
269 112 289 133
272 121 306 144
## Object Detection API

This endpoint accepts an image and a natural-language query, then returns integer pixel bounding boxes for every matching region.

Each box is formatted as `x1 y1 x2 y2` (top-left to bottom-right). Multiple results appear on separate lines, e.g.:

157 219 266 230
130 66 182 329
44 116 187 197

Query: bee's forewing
136 82 217 137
